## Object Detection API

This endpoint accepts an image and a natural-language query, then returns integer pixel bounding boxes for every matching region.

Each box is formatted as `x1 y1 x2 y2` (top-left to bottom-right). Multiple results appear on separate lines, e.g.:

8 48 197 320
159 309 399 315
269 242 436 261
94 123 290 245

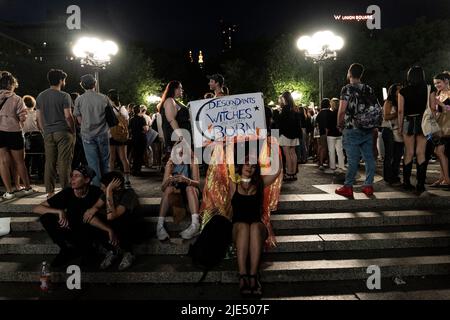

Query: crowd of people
0 62 449 298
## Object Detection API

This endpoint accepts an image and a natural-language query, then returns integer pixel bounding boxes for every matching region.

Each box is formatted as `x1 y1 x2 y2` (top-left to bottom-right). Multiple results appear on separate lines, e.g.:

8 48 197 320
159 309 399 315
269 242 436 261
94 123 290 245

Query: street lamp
297 31 344 104
72 37 119 92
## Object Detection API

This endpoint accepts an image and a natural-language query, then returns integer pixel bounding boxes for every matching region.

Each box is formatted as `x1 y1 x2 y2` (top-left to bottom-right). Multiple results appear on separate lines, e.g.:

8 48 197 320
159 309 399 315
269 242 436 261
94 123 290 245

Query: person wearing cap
74 74 111 187
36 69 76 199
208 74 226 98
33 165 118 268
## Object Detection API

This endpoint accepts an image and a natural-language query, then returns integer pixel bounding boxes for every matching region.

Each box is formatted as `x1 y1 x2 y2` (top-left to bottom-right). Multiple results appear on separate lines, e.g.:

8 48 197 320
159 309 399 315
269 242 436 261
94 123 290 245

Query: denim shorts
403 115 423 136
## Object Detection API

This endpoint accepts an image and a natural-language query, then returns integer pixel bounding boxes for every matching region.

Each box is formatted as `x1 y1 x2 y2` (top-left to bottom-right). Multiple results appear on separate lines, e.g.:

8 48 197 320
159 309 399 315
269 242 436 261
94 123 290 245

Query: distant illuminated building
220 19 237 52
198 50 204 69
188 50 194 63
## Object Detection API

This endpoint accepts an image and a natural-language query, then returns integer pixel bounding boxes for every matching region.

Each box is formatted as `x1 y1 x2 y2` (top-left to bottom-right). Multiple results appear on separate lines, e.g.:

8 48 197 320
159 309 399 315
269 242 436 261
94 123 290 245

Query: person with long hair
278 92 301 181
107 90 131 187
398 66 435 193
381 84 404 186
159 81 191 154
0 71 34 200
430 72 450 187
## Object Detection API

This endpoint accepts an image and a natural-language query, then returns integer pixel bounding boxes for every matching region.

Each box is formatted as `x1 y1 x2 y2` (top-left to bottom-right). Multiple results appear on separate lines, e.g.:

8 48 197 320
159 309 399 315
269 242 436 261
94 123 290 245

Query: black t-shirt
100 189 140 218
399 84 430 116
326 109 341 137
316 109 330 136
279 109 302 139
129 116 147 140
47 186 103 227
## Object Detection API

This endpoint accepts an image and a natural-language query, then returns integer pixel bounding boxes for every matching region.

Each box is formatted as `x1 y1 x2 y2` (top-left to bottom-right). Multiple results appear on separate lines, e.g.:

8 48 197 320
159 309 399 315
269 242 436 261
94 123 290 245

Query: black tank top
231 187 262 224
161 101 192 146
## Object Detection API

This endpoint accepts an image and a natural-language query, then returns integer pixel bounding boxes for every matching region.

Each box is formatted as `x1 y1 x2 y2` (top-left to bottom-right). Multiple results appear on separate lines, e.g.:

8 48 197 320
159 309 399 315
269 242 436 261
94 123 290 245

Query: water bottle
40 261 51 292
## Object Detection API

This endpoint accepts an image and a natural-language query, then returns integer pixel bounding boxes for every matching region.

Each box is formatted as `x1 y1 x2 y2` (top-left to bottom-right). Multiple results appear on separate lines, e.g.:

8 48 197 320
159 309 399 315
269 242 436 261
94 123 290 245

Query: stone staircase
1 190 450 300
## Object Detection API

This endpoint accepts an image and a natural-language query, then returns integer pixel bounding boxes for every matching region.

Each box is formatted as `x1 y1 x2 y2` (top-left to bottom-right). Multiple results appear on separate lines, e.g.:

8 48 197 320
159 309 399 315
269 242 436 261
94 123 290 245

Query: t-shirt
73 90 109 140
326 109 341 137
100 189 140 217
36 89 72 135
399 84 429 117
129 115 147 141
47 186 103 228
316 109 330 136
22 109 40 133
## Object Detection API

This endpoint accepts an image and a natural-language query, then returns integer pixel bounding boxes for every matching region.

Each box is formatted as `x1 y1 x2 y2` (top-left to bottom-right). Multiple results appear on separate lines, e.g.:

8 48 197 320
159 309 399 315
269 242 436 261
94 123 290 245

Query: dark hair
159 81 181 112
23 95 36 109
434 72 450 82
407 66 426 86
108 89 120 106
280 92 296 113
387 83 402 106
47 69 67 86
101 171 125 189
320 98 331 110
0 71 19 90
133 105 141 115
348 63 365 79
222 86 230 96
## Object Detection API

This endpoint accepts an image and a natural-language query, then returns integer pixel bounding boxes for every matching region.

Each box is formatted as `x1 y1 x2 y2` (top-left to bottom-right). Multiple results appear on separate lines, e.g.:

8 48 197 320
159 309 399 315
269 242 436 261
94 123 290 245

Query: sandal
249 274 263 298
239 274 252 297
430 180 444 188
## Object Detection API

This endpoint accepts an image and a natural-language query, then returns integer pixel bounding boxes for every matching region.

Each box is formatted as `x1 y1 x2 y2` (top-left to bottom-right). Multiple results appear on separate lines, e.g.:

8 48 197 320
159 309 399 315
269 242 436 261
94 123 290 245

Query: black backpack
188 215 233 282
348 85 383 129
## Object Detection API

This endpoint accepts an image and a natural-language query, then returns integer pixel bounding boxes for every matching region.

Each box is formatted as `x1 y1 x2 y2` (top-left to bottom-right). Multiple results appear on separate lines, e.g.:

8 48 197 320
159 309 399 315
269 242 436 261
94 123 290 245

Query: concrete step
2 229 450 255
8 210 450 233
0 254 449 284
1 192 450 216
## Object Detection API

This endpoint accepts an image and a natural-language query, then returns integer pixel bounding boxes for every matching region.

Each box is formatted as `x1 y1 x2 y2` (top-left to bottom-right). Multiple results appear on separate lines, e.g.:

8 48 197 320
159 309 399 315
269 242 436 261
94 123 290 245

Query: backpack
110 106 129 143
348 85 383 129
188 215 233 282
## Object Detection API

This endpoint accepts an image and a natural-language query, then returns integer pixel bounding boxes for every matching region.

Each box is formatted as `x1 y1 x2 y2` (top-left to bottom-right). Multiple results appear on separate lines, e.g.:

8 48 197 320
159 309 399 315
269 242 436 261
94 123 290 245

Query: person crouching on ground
157 143 201 241
84 171 143 271
33 165 119 268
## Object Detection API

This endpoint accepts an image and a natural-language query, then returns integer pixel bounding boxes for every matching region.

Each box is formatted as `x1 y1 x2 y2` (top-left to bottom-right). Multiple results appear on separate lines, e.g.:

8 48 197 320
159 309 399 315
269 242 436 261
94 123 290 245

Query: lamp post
72 37 119 92
297 31 344 104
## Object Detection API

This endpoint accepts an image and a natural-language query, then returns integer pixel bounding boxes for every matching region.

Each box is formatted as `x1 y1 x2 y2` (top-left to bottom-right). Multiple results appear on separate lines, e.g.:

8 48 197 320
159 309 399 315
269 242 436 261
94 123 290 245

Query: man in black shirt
33 165 118 268
316 99 331 170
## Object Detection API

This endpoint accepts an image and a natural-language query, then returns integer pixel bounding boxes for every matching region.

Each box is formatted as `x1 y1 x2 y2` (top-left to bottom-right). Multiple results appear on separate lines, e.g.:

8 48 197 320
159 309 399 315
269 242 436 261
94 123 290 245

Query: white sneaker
324 169 335 174
23 188 36 196
157 225 170 241
100 251 119 270
2 192 15 200
180 224 201 240
118 252 136 271
335 168 346 174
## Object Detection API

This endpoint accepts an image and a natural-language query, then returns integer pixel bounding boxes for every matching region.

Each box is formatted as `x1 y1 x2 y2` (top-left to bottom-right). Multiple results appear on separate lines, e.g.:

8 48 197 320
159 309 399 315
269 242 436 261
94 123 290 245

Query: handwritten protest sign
189 93 266 148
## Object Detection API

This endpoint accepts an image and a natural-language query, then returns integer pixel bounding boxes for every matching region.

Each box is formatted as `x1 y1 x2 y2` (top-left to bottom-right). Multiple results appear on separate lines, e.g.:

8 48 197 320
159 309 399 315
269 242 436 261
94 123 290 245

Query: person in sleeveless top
229 155 281 298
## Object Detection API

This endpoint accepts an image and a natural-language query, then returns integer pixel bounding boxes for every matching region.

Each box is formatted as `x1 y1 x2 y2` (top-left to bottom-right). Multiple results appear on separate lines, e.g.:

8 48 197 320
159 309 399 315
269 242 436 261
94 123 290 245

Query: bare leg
0 149 13 193
10 149 31 189
118 145 131 174
249 223 267 277
159 187 176 218
283 147 292 175
233 223 250 276
436 145 450 184
185 186 199 215
109 145 117 171
415 135 427 165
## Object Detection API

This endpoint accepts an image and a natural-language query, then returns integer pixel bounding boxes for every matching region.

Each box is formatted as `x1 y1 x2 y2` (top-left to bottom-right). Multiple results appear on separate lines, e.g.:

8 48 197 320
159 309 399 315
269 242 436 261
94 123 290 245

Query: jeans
82 133 110 187
343 128 376 187
382 128 404 183
327 136 345 170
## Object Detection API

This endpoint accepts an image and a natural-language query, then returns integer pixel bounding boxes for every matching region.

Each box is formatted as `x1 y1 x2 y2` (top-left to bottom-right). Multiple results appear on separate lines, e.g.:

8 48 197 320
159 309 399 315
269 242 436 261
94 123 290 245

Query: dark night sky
1 0 449 52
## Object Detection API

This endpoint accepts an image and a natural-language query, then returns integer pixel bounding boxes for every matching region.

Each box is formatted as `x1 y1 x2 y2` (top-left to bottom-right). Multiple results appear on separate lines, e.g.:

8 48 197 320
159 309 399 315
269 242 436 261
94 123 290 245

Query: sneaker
180 224 201 240
23 188 36 196
100 251 119 270
324 169 335 174
157 225 170 241
362 186 374 197
118 252 136 271
335 186 354 198
2 192 15 200
335 168 346 174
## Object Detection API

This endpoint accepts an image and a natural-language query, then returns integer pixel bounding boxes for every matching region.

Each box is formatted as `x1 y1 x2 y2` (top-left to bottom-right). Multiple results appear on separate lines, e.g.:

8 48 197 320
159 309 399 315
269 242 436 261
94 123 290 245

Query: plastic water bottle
40 261 51 292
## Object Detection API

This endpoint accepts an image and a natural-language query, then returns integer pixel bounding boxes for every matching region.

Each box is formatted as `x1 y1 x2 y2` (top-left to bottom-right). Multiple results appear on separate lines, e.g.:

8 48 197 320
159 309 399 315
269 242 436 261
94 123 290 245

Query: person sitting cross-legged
33 165 119 268
84 171 144 271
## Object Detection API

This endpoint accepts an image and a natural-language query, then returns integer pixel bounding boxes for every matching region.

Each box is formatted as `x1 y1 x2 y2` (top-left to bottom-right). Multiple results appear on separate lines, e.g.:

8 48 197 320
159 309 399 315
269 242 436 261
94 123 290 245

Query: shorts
0 131 24 150
280 136 300 147
110 138 127 146
433 136 450 147
403 115 423 136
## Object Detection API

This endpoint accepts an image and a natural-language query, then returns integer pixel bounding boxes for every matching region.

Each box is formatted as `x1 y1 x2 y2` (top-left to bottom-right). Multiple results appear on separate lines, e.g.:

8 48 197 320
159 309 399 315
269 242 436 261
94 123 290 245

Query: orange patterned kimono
200 136 283 250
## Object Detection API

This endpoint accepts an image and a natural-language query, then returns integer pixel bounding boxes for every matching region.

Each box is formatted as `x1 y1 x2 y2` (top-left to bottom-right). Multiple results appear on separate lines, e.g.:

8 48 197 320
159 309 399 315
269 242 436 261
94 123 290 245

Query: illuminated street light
297 31 344 103
72 37 119 92
291 91 303 103
145 94 162 105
